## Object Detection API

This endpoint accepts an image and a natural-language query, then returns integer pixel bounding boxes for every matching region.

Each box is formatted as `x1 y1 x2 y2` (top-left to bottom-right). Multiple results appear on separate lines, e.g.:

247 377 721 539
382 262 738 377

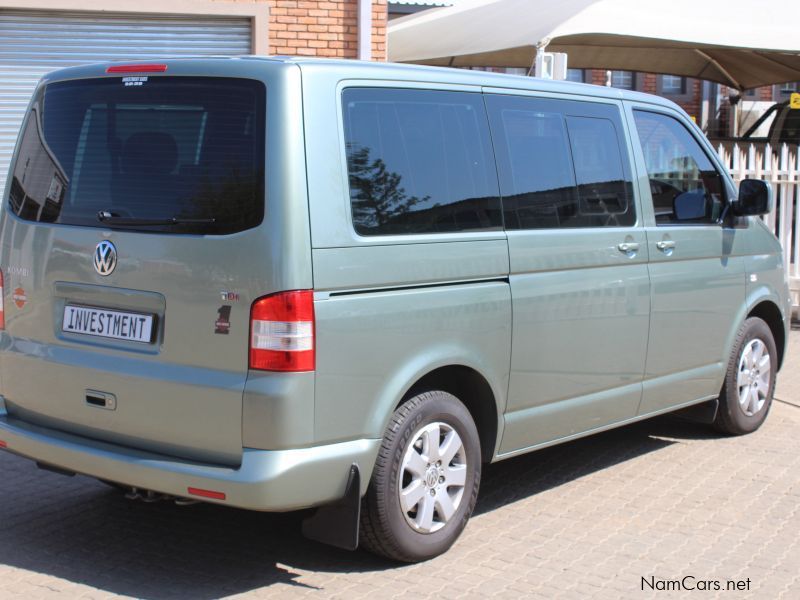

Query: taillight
106 64 168 74
250 290 315 372
0 269 5 330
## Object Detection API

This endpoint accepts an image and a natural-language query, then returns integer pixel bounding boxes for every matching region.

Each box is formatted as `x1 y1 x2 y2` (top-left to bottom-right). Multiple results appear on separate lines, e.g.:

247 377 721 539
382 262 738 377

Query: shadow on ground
0 414 719 598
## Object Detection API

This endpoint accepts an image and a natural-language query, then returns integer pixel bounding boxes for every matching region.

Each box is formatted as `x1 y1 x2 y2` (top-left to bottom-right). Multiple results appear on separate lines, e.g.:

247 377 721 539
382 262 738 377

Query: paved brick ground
2 331 799 599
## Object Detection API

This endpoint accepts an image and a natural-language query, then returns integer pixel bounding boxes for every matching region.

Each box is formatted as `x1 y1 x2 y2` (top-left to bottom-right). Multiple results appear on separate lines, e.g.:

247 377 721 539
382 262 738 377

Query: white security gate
0 9 253 195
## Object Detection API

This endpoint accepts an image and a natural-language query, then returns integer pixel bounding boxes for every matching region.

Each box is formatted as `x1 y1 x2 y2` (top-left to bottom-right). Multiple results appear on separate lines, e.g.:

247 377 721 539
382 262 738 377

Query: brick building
463 63 792 139
575 69 795 138
269 0 387 60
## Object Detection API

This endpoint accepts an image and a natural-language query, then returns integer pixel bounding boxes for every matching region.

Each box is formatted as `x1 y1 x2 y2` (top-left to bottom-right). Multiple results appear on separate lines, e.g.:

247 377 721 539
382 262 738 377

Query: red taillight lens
0 269 5 330
106 64 168 74
0 440 7 449
249 290 315 372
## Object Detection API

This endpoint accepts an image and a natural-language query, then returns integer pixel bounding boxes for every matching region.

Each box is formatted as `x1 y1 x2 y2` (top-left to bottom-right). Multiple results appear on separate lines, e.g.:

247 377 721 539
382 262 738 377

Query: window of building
342 88 501 236
779 82 799 95
632 110 725 225
610 71 635 90
566 69 585 83
660 75 686 95
486 95 635 229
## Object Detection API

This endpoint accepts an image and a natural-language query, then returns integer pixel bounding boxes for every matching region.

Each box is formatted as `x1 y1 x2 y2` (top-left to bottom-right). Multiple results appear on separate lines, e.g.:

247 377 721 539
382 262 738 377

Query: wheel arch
400 365 501 464
747 299 786 369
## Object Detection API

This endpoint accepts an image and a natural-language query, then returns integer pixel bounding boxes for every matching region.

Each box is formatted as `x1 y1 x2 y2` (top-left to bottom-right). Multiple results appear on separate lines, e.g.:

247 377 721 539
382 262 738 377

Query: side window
342 88 501 236
632 110 725 225
485 95 635 229
566 116 633 224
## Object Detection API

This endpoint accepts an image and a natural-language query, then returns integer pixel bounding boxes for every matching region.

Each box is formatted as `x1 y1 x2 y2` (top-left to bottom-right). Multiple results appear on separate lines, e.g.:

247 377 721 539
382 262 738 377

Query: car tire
714 317 777 435
359 390 481 562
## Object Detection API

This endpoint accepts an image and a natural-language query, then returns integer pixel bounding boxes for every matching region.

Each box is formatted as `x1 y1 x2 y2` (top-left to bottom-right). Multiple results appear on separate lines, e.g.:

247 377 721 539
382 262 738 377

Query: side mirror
733 179 773 216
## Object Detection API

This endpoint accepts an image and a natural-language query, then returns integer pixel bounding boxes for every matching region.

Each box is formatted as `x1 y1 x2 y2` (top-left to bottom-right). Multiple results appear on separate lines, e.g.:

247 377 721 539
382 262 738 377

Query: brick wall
640 73 657 94
267 1 387 60
585 69 702 121
758 86 773 101
589 70 606 86
682 78 702 121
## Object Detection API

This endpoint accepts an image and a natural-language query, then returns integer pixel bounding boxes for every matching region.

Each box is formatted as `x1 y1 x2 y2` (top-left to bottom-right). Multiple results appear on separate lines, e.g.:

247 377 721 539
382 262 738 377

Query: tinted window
486 95 635 229
9 77 265 235
632 110 724 225
342 88 501 235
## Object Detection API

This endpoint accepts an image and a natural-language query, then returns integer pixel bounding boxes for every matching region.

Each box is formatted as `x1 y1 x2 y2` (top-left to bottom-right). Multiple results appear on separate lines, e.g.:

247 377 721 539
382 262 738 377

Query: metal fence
716 141 800 308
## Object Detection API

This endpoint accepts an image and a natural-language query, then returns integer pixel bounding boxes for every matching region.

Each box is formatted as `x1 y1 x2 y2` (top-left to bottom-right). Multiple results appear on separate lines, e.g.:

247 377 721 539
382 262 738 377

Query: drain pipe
358 0 372 61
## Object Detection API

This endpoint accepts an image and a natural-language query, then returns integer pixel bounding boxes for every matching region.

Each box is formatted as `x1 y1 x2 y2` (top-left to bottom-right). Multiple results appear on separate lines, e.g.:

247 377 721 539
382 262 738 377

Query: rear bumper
0 397 380 511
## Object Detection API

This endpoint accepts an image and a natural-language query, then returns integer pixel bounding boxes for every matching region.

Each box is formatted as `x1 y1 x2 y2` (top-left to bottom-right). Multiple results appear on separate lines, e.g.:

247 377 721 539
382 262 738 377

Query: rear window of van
8 77 265 235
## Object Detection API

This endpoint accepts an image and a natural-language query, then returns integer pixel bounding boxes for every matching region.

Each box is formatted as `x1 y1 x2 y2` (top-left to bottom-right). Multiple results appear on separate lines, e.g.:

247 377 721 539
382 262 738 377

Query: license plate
62 304 154 343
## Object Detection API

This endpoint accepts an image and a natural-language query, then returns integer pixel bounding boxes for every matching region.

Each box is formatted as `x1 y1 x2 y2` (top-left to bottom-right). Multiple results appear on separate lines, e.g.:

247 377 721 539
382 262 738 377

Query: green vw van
0 58 790 562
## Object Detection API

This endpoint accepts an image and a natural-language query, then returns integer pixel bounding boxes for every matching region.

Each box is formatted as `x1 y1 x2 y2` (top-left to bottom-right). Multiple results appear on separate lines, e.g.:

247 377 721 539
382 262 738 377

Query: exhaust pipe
123 486 198 506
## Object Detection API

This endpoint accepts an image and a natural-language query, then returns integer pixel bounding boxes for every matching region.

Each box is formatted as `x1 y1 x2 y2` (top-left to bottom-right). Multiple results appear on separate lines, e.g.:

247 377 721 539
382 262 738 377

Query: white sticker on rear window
122 76 148 87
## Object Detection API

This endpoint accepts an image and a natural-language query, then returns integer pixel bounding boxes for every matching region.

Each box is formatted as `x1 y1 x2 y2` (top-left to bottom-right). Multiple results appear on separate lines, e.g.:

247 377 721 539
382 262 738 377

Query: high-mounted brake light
106 64 168 74
0 269 5 330
250 290 315 372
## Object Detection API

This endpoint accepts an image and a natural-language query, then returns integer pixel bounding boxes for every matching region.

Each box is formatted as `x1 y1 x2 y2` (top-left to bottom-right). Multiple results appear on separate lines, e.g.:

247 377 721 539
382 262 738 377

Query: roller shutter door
0 10 253 195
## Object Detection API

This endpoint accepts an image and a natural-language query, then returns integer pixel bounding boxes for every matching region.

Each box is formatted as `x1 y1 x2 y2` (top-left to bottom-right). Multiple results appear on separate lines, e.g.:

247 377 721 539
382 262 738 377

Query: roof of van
40 55 681 112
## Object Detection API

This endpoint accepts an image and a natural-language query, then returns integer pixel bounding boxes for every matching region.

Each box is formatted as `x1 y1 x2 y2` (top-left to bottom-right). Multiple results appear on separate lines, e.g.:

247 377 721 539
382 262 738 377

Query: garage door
0 10 253 196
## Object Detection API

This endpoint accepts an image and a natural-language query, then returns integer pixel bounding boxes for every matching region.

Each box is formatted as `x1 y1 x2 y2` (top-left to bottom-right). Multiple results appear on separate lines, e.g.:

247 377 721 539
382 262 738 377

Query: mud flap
673 398 719 424
301 463 361 551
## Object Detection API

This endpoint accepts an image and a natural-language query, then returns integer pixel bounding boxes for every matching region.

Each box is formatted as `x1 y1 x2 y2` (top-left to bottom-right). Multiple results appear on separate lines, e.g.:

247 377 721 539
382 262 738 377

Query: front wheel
360 390 481 562
714 317 777 435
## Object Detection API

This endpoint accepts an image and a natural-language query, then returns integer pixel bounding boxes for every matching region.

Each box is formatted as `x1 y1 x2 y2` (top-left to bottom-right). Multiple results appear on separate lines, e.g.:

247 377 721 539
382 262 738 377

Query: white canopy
388 0 800 89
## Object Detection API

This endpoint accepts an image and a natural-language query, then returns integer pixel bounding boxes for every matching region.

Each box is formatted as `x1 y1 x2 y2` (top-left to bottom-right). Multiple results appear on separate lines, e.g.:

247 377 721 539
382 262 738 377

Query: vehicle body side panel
302 66 512 454
313 280 511 448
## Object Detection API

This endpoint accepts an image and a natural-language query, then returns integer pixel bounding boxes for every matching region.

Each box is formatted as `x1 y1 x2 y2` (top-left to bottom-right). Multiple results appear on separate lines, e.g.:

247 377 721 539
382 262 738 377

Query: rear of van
0 58 377 511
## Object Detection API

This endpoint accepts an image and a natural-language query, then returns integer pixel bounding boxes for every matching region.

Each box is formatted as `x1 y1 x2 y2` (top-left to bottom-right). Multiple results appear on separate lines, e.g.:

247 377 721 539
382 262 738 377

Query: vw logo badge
94 240 117 276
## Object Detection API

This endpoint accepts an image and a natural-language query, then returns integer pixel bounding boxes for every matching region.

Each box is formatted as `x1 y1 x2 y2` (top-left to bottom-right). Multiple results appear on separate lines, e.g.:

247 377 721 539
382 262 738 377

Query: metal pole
358 0 372 61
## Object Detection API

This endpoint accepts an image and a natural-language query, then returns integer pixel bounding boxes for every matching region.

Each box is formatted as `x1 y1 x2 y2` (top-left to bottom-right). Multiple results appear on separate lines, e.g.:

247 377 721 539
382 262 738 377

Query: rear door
0 71 269 465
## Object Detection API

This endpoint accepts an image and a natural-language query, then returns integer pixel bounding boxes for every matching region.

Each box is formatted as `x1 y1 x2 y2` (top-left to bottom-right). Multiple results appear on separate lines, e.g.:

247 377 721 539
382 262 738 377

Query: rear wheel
360 391 481 562
714 317 777 435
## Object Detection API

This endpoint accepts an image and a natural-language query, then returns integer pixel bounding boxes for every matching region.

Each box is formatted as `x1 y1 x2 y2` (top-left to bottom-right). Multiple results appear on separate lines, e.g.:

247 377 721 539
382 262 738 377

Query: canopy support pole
530 39 549 76
694 49 741 90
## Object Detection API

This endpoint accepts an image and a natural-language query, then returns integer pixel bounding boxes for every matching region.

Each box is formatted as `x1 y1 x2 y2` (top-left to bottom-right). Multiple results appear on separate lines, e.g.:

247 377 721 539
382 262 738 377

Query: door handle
656 240 676 252
617 242 639 253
